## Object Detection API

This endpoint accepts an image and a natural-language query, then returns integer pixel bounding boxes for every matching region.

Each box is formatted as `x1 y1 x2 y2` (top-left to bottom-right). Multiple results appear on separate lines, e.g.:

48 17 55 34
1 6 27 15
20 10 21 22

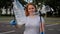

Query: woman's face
28 5 36 15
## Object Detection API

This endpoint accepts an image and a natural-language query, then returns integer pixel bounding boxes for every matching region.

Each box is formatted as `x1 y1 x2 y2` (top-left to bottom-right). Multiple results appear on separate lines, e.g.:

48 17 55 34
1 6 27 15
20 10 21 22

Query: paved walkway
0 17 60 34
0 23 60 34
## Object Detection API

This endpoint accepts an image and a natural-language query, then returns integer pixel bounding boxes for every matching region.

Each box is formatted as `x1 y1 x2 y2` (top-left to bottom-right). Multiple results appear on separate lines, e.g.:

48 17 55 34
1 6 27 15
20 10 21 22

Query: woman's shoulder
36 15 44 21
36 15 41 18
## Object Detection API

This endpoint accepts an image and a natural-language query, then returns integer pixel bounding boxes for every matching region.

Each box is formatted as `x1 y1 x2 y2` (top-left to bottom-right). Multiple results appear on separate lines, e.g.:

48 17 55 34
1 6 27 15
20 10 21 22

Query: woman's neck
28 14 37 18
29 13 35 16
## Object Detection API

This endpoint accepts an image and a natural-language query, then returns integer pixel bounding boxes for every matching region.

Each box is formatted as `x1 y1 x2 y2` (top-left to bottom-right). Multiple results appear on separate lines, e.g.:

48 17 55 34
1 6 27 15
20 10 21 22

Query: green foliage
0 0 12 9
45 0 60 8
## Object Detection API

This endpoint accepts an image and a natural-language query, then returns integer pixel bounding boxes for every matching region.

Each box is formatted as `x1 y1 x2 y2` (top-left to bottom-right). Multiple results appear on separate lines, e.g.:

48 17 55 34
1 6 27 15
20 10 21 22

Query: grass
0 16 14 23
46 22 60 24
44 17 60 24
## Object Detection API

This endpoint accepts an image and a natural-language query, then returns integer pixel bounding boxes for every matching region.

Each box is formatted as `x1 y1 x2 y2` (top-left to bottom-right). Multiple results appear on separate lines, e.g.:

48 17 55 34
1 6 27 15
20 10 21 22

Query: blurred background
0 0 60 17
0 0 60 34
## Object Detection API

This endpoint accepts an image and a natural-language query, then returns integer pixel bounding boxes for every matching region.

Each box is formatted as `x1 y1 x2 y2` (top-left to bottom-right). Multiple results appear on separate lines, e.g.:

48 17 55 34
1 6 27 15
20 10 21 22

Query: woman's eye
28 8 34 10
28 8 31 10
29 8 34 9
32 8 34 9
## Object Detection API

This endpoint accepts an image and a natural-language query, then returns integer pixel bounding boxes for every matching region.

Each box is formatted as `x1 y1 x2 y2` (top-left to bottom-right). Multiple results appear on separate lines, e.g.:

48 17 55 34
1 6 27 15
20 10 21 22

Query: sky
24 0 33 3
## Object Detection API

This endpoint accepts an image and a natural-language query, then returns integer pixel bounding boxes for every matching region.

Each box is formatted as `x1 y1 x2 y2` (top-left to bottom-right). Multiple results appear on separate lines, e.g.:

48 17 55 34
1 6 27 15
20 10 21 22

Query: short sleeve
37 15 45 23
17 17 26 25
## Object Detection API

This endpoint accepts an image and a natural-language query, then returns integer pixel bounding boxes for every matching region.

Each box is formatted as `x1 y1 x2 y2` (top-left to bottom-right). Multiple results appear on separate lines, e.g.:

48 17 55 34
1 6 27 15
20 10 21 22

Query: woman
17 3 45 34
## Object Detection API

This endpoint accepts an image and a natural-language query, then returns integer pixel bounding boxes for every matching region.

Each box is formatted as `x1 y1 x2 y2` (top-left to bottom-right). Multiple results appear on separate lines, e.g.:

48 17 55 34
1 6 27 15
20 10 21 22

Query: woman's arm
40 22 45 34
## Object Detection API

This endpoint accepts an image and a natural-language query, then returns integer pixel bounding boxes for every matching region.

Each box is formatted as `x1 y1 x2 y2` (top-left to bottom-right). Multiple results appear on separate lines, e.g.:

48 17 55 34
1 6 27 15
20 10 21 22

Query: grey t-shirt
17 15 44 34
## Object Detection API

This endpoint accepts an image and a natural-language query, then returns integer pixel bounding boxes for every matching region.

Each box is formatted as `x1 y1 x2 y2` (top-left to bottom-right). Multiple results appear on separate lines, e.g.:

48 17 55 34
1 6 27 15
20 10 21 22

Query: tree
0 0 13 16
45 0 60 16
